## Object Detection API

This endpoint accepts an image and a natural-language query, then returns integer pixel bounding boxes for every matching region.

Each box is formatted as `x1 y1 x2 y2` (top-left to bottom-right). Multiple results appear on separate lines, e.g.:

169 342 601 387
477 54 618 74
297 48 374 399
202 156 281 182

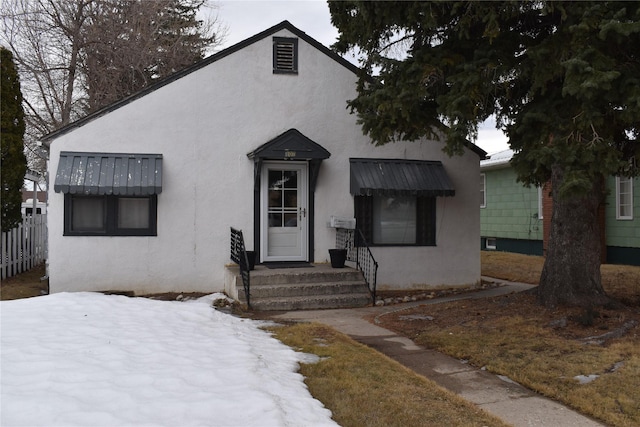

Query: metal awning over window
54 151 163 195
350 158 455 197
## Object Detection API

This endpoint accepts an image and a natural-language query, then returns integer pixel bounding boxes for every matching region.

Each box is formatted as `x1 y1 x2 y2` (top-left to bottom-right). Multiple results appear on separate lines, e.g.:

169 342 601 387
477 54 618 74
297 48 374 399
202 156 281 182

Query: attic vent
273 37 298 74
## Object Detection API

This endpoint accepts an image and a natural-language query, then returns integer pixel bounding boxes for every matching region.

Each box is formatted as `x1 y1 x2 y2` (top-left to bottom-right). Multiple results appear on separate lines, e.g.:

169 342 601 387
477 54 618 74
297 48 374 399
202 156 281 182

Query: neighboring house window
485 237 497 250
537 186 544 219
480 173 486 208
273 37 298 74
616 176 633 220
355 196 435 246
64 194 157 236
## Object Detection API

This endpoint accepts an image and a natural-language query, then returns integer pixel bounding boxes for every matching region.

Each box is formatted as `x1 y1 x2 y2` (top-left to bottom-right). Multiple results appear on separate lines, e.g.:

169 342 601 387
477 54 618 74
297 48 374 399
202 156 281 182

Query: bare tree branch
1 0 224 177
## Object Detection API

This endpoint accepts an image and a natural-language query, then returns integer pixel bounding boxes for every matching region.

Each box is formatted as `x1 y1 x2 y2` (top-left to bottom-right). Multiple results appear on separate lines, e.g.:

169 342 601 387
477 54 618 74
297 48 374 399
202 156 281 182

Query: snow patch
1 292 338 427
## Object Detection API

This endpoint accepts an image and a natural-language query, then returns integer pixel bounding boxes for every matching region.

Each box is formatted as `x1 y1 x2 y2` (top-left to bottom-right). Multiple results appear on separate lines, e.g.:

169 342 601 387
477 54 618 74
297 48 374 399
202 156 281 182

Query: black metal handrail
230 227 251 309
336 228 378 303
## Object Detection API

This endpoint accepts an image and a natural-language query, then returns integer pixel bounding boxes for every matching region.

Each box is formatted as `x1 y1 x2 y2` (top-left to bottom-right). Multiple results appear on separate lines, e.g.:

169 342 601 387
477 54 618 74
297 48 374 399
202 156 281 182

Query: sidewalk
268 279 605 427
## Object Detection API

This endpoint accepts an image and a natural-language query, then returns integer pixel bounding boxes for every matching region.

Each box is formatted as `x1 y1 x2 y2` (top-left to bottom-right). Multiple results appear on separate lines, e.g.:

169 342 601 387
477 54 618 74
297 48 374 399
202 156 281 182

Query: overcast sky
212 0 509 155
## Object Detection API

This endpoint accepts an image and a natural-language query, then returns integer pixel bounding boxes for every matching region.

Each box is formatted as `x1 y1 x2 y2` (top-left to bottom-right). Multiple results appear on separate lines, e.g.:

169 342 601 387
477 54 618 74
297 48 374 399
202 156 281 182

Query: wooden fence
1 214 47 280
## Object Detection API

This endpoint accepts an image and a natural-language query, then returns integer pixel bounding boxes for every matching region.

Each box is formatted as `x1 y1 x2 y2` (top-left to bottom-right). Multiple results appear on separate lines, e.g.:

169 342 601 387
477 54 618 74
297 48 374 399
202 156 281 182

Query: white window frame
485 237 496 250
537 186 544 219
616 176 634 220
480 173 486 208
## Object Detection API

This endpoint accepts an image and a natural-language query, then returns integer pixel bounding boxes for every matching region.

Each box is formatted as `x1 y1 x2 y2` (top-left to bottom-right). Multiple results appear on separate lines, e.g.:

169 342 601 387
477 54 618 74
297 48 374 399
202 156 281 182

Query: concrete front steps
225 264 372 311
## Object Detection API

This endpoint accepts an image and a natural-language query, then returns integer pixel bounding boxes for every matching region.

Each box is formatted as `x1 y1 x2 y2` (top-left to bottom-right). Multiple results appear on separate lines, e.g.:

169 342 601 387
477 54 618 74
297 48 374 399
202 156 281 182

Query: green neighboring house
480 149 640 266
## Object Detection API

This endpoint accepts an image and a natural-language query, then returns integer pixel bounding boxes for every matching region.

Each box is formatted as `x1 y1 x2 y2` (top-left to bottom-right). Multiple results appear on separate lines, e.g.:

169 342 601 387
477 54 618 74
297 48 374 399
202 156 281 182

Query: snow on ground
1 292 338 427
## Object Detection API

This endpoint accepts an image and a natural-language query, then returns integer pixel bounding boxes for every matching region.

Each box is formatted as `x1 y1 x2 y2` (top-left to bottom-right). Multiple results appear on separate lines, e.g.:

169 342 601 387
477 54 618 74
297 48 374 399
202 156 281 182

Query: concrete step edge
248 293 372 311
237 281 369 299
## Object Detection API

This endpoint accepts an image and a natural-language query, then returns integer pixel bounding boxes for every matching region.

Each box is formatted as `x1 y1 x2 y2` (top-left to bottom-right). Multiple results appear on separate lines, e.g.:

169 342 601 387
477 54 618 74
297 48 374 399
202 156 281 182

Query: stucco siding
47 26 482 294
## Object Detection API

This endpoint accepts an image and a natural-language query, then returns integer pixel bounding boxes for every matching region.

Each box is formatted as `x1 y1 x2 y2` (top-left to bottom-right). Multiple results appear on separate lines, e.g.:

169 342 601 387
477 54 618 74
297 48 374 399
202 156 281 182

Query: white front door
260 162 308 262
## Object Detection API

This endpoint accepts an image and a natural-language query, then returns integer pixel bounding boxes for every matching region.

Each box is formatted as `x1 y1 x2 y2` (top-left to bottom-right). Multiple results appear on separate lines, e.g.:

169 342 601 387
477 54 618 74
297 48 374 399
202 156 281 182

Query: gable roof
41 21 360 146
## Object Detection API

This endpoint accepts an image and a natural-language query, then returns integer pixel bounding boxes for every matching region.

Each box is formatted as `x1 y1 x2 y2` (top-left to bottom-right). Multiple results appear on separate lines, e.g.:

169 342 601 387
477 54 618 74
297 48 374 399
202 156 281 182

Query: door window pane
118 198 150 229
373 196 416 244
284 190 297 208
72 197 105 231
269 213 282 227
283 170 297 188
284 213 297 227
268 190 282 208
268 170 285 190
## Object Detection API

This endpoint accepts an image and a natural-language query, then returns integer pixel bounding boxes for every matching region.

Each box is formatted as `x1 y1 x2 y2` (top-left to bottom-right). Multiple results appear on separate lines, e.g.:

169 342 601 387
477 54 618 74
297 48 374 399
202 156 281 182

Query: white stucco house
43 21 486 296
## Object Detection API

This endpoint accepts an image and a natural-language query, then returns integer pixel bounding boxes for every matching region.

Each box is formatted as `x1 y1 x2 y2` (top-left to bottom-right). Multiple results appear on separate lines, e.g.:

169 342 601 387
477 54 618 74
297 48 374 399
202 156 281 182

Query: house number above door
284 150 296 158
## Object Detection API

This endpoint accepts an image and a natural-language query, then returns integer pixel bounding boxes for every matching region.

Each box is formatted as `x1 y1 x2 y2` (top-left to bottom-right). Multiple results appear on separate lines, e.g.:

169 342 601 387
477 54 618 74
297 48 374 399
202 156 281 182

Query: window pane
72 197 105 231
284 190 297 208
269 213 282 227
268 190 282 208
618 177 633 219
268 170 283 190
620 205 630 218
373 196 416 244
284 213 297 227
118 198 149 229
283 170 297 188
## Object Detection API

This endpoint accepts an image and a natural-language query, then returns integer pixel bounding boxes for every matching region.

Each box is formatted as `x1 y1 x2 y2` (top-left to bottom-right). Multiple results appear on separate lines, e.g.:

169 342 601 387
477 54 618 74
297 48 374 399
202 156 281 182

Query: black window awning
54 151 163 195
350 158 455 197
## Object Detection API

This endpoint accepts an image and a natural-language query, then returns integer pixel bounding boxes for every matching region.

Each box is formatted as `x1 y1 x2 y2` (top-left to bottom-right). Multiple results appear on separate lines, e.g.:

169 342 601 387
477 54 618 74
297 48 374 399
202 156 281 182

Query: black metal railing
336 228 378 303
230 227 251 309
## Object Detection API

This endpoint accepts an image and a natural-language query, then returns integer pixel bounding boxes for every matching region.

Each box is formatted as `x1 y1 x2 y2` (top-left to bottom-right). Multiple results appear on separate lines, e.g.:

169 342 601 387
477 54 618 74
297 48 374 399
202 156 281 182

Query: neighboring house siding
605 176 640 265
481 151 640 266
480 165 543 255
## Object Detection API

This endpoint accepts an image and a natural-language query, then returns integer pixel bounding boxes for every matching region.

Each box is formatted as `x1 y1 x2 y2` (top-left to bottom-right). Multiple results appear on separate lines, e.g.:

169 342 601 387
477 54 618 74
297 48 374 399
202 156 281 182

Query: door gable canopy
247 129 330 161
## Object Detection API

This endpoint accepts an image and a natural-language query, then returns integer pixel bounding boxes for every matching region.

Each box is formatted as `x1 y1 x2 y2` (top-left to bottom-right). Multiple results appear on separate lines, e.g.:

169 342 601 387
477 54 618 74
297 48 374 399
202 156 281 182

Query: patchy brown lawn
374 253 640 427
1 263 48 301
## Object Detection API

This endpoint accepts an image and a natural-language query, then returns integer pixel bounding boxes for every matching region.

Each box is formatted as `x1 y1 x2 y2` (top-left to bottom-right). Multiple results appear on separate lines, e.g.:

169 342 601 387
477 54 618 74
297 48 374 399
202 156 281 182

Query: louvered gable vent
273 37 298 74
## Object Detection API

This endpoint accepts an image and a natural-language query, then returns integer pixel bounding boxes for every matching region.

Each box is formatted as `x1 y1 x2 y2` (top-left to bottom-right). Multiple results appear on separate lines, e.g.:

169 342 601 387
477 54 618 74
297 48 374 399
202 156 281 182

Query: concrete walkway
268 278 605 427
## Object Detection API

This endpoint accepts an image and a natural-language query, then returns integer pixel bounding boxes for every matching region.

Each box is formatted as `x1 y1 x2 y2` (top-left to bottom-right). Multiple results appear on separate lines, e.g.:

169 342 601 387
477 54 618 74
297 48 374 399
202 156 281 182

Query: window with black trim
273 37 298 74
64 194 157 236
25 207 42 215
355 196 436 246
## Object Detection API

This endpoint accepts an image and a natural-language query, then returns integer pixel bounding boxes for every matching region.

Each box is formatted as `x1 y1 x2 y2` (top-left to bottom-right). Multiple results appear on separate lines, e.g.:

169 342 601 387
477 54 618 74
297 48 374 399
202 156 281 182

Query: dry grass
407 304 640 426
375 252 640 427
269 323 509 427
482 251 640 306
0 263 48 301
601 264 640 306
481 251 546 284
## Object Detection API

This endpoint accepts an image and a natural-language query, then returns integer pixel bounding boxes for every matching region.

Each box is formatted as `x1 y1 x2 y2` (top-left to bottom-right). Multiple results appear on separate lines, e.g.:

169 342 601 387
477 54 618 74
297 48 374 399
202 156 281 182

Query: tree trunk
538 165 610 308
